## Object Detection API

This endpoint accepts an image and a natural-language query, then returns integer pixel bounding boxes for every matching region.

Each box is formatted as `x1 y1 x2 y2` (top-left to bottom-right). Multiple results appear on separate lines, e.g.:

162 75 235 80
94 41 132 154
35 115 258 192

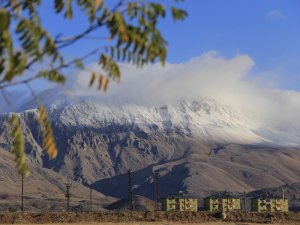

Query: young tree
0 0 187 176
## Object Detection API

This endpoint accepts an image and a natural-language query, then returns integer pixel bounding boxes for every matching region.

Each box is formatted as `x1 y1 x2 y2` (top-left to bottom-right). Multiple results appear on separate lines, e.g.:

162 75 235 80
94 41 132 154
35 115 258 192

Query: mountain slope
91 144 300 199
0 149 116 211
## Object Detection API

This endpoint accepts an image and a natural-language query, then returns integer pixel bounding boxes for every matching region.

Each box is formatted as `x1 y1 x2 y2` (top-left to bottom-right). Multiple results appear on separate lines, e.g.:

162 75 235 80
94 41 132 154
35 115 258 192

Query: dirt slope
0 149 116 211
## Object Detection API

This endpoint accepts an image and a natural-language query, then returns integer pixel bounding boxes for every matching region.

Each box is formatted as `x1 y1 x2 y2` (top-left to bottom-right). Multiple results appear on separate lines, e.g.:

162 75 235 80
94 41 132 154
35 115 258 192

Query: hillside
0 149 116 211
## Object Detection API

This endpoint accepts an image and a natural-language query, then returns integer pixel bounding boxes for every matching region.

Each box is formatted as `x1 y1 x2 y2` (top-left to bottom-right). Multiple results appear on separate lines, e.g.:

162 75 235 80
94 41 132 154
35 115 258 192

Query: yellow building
204 193 241 212
251 195 288 212
161 192 198 211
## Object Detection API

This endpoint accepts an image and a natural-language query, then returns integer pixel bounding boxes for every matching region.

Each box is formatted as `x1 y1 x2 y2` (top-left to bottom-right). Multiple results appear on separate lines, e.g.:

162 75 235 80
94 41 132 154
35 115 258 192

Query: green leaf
65 0 73 19
38 70 66 84
99 54 120 80
75 59 84 69
171 7 188 21
0 8 10 31
0 58 5 74
55 0 65 13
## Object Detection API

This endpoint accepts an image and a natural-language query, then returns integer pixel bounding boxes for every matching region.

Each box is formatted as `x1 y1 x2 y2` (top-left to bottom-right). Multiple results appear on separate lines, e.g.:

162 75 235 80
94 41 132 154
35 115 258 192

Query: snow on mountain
16 87 300 147
2 87 300 199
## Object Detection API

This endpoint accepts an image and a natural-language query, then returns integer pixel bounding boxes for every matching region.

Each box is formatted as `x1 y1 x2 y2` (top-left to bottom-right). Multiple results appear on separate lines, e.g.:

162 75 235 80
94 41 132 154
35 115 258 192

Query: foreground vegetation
2 223 298 225
0 211 299 224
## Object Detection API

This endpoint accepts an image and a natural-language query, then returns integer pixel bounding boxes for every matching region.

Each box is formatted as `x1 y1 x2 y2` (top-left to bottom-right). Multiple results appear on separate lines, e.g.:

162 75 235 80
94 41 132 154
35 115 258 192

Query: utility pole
128 169 134 211
243 192 248 223
244 192 247 212
281 188 285 223
90 187 93 211
154 172 160 221
21 174 24 213
65 178 71 211
154 172 160 211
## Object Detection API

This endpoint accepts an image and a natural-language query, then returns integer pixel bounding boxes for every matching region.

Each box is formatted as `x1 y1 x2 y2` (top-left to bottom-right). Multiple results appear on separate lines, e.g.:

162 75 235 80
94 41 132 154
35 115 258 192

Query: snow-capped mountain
17 87 300 147
1 87 300 202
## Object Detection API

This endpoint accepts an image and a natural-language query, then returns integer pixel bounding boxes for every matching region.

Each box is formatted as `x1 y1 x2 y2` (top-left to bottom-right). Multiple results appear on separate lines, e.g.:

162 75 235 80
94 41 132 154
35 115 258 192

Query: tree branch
23 0 126 74
0 48 101 90
0 0 127 88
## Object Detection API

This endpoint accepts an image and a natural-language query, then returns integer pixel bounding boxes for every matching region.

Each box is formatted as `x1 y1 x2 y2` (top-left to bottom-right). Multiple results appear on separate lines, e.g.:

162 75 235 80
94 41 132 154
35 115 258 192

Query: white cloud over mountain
2 51 300 143
72 51 255 106
68 51 300 131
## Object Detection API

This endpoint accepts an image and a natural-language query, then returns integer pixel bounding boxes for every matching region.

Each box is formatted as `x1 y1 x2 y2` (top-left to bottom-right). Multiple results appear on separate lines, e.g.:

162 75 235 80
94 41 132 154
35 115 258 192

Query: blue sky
160 0 300 90
38 0 300 91
2 0 300 125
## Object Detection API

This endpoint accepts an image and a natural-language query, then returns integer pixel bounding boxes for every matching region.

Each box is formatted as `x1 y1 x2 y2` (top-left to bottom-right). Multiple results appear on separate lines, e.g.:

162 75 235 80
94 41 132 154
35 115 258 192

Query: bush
8 207 17 212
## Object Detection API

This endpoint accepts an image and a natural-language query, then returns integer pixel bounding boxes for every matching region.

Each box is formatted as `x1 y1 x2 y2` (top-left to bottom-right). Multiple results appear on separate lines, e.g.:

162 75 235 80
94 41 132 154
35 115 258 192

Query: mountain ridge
16 88 299 146
1 89 300 207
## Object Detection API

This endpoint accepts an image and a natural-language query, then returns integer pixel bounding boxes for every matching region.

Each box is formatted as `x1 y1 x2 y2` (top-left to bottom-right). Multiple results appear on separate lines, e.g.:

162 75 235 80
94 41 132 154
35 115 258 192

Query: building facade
161 192 198 212
251 197 288 212
204 194 241 212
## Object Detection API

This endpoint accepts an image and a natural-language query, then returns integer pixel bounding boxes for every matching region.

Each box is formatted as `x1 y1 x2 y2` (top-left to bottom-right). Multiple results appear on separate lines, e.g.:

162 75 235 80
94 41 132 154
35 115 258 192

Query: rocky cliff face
1 91 300 201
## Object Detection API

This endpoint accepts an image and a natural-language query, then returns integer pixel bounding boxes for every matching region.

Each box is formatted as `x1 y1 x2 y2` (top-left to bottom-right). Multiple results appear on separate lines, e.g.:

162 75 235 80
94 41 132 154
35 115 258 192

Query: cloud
71 51 255 106
66 51 300 132
266 9 287 20
3 50 298 143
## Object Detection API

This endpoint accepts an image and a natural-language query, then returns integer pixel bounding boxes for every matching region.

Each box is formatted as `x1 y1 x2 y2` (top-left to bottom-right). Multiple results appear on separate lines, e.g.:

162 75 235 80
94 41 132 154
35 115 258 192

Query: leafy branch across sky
0 0 187 176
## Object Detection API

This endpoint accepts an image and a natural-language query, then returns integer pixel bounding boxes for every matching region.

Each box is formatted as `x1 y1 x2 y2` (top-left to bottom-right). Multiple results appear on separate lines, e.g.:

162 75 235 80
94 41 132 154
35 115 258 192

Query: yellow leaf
98 75 103 90
47 142 58 159
38 107 47 123
119 25 126 34
89 72 96 87
10 114 29 176
103 78 109 92
37 106 58 159
92 0 103 8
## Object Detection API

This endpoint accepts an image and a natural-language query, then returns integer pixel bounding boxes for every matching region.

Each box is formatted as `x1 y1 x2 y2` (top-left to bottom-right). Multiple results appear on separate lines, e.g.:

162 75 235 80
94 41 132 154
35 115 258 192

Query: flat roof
204 193 240 199
163 193 197 199
252 195 286 200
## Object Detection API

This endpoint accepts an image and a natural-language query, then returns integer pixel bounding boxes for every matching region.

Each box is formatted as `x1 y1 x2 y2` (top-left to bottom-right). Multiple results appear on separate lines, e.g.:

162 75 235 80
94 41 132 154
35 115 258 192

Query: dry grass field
1 211 300 224
1 223 300 225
